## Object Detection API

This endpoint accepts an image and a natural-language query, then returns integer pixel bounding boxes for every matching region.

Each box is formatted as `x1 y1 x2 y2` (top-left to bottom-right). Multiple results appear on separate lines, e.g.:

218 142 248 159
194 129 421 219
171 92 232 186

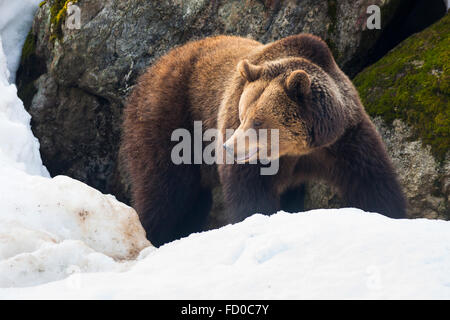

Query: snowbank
0 0 41 82
0 171 150 287
0 37 48 176
0 2 150 289
1 209 450 299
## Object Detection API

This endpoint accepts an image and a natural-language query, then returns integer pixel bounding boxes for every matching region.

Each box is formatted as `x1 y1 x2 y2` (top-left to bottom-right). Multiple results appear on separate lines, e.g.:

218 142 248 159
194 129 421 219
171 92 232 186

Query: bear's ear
285 70 311 98
237 59 263 82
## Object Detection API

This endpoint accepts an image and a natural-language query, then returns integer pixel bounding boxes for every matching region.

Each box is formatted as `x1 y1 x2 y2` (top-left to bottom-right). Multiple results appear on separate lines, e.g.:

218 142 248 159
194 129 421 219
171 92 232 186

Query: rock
305 14 449 219
303 182 343 211
373 119 447 219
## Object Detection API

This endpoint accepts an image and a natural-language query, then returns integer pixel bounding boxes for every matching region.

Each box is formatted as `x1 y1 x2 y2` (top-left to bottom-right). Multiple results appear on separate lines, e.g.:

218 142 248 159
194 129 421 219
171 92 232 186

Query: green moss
21 31 36 64
49 0 78 41
18 30 45 111
354 14 450 161
39 1 47 7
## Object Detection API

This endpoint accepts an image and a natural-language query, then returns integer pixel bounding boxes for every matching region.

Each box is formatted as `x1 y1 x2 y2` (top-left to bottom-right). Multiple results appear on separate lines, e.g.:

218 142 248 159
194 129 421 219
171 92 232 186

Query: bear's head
223 58 349 163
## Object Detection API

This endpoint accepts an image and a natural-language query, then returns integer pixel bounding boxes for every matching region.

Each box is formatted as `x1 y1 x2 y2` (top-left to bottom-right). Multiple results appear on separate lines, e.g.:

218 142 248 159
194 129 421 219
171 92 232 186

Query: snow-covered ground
0 1 449 300
1 209 450 299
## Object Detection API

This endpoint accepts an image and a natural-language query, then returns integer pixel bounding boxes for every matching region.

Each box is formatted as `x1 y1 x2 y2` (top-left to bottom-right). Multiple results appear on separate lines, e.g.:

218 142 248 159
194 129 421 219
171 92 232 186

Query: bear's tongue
235 147 258 162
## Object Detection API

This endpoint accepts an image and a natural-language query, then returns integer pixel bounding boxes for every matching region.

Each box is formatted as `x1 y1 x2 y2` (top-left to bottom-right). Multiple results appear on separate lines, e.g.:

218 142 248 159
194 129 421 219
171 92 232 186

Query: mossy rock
21 31 36 65
49 0 78 41
354 13 450 161
17 30 46 110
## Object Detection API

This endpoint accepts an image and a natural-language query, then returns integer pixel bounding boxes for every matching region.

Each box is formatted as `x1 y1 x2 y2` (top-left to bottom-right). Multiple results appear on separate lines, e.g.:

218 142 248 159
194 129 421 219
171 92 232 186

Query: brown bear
121 34 406 247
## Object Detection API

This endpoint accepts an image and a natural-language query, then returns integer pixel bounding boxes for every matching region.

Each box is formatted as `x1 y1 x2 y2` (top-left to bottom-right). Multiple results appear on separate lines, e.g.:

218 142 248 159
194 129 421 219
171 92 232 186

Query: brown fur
121 34 406 246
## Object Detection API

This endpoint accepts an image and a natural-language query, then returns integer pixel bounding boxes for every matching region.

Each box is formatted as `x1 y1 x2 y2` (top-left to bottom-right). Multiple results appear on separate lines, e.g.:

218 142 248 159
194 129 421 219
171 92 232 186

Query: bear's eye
253 119 263 128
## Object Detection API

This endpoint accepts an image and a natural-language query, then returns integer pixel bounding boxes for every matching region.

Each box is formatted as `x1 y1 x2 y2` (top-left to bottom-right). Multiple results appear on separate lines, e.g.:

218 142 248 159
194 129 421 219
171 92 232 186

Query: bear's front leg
329 118 407 218
218 163 281 223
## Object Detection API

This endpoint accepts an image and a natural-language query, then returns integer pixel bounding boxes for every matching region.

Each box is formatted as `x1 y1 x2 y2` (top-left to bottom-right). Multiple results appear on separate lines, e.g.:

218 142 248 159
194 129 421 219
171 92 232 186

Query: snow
0 37 48 176
1 209 450 299
0 171 150 287
0 0 449 300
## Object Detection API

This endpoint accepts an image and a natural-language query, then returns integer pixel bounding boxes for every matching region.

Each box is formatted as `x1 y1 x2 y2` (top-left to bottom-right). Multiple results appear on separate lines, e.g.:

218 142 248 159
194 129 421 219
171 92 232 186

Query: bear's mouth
235 147 259 163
